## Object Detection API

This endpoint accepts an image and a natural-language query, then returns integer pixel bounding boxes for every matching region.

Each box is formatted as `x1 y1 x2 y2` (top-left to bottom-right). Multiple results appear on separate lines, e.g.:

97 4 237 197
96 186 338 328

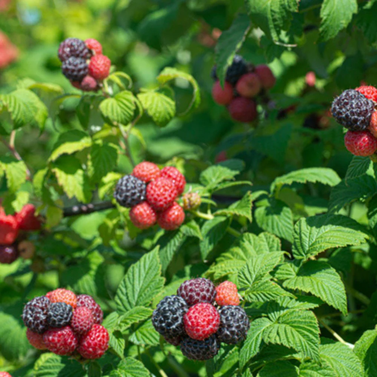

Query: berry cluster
331 87 377 157
0 373 11 377
114 162 187 231
0 31 18 69
211 55 276 123
58 38 111 92
0 204 41 265
152 278 249 360
22 289 108 359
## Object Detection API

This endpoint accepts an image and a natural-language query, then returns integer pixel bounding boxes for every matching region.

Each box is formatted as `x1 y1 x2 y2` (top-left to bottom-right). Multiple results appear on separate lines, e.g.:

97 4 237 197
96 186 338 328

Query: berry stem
318 318 354 349
344 282 370 305
63 201 115 217
146 349 169 377
227 226 242 237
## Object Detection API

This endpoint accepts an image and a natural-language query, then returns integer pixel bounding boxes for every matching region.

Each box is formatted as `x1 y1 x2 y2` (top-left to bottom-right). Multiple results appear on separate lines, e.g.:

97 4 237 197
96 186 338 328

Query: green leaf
118 307 153 331
345 156 372 182
354 328 377 377
245 0 299 41
88 362 102 377
263 309 320 361
240 317 272 367
100 90 136 126
215 192 252 221
271 168 340 192
158 229 187 272
329 174 377 213
215 14 251 86
255 199 294 243
49 130 92 162
258 361 299 377
157 67 200 114
292 214 368 260
0 156 27 193
199 216 231 259
109 331 125 359
181 220 202 240
320 0 358 41
129 320 160 346
356 0 377 43
52 156 92 203
368 195 377 240
90 141 118 182
245 279 294 302
110 358 150 377
115 248 164 314
138 90 175 127
34 353 85 377
0 89 48 130
282 260 347 314
213 180 252 193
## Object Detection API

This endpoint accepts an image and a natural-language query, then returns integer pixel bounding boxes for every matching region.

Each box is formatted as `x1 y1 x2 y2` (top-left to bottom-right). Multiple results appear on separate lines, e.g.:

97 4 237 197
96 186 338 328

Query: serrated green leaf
245 279 294 302
283 260 347 314
158 229 187 272
49 130 92 162
258 361 299 377
129 320 160 346
271 168 340 192
368 195 377 240
110 358 150 377
138 90 175 127
118 307 153 331
345 156 372 182
99 172 122 200
181 220 202 240
320 0 357 41
34 353 85 377
292 214 368 261
215 14 250 86
255 199 294 243
215 191 252 221
354 328 377 377
115 248 164 314
213 180 252 193
90 141 118 182
109 331 125 359
356 0 377 43
88 362 102 377
100 90 136 126
199 216 231 259
0 155 27 193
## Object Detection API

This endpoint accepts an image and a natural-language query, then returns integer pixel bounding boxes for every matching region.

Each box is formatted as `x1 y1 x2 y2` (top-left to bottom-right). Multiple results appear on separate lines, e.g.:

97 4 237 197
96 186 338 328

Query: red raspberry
0 245 18 264
71 306 94 335
132 162 161 183
178 278 216 306
18 241 35 260
0 372 12 377
212 81 234 105
76 295 103 324
26 328 47 350
344 130 377 156
215 150 227 163
236 73 262 98
305 71 316 87
85 38 102 56
369 111 377 138
158 203 185 230
15 204 42 231
160 166 186 195
254 65 276 89
0 213 18 245
80 75 98 92
184 303 220 340
78 324 109 359
356 85 377 102
49 289 77 309
88 55 111 81
146 177 178 211
129 202 157 229
228 97 257 123
182 192 201 210
43 326 78 355
215 281 240 306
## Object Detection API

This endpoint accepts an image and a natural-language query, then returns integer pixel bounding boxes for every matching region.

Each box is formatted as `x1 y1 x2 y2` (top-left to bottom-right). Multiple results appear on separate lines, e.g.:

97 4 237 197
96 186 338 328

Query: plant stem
167 355 190 377
344 283 370 306
319 319 354 349
146 349 168 377
119 124 136 167
227 226 241 237
190 210 214 220
63 201 115 217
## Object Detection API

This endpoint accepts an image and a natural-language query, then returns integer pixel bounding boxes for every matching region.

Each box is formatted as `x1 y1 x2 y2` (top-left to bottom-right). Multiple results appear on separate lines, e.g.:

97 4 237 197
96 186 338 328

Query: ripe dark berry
58 38 90 62
225 55 248 86
114 175 146 208
76 294 103 324
165 336 183 346
217 305 250 344
62 57 88 82
22 296 51 334
177 278 216 306
0 245 18 264
47 302 73 328
152 295 188 339
180 335 220 360
331 89 375 131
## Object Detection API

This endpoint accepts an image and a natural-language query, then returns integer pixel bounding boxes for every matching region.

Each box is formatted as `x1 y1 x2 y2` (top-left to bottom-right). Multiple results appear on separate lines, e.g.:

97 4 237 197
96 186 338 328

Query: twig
319 318 354 349
146 349 168 377
344 283 371 306
63 201 115 217
119 124 136 167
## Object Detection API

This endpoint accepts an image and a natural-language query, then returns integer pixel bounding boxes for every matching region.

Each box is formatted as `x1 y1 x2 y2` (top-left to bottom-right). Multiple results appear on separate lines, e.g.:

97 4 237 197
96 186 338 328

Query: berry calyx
228 97 257 123
132 162 161 183
215 281 240 306
236 73 262 98
217 306 250 344
0 245 18 264
76 295 103 324
26 328 47 350
178 278 216 306
0 213 18 245
146 177 178 211
157 202 185 230
356 85 377 102
254 64 276 89
182 192 201 210
344 130 377 156
88 55 111 81
49 289 77 309
77 324 109 359
43 326 78 355
180 335 219 360
15 204 42 231
71 306 94 335
129 202 158 229
183 303 220 340
160 166 186 195
85 38 102 56
114 175 146 208
212 81 234 105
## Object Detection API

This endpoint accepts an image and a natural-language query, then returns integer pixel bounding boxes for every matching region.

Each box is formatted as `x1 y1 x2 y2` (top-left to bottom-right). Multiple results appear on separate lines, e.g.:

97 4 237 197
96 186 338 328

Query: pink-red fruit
160 166 186 195
236 73 261 98
88 55 111 81
129 202 158 229
80 75 98 91
77 324 109 359
85 39 102 55
158 202 185 230
228 97 257 123
71 306 94 335
344 130 377 156
0 214 18 245
132 162 161 183
26 329 47 350
146 177 178 211
356 85 377 102
254 65 276 89
369 111 377 138
43 326 78 355
15 204 41 231
215 281 240 306
212 81 234 105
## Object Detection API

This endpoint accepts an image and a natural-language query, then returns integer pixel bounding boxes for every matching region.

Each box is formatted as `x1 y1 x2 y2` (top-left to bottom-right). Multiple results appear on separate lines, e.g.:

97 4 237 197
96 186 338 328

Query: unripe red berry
212 81 234 105
236 73 261 98
228 97 257 123
344 130 377 156
254 65 276 89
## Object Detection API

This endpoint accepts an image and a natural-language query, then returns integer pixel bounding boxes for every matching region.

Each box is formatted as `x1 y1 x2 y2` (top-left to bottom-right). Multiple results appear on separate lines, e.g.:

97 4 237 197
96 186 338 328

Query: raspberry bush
1 1 377 376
